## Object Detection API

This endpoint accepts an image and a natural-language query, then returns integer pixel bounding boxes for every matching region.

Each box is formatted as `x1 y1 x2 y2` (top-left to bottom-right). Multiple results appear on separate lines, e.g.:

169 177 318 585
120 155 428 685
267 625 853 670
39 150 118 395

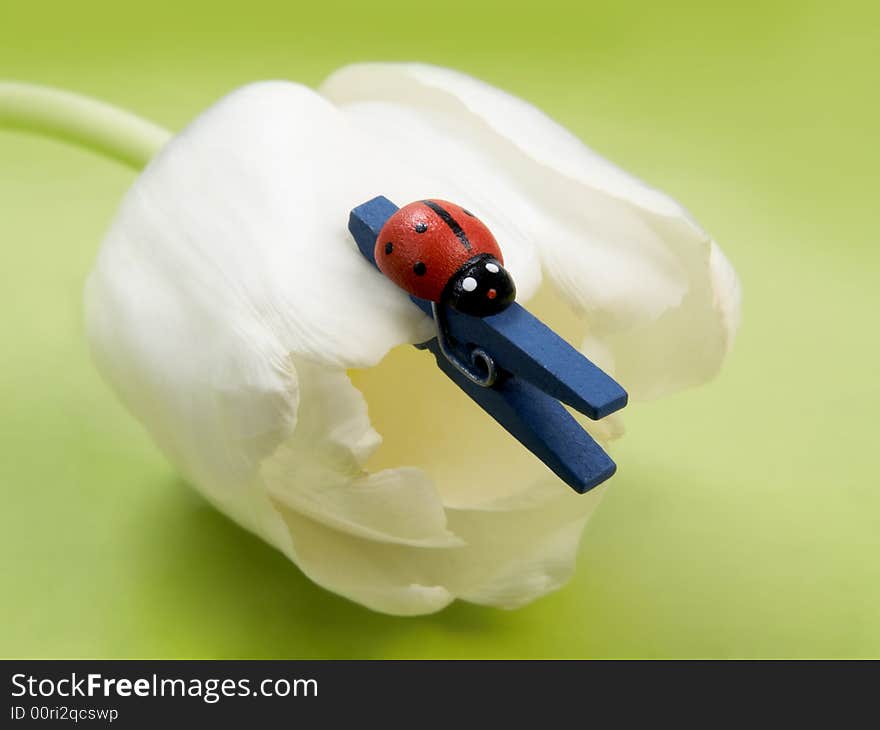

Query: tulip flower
0 63 740 615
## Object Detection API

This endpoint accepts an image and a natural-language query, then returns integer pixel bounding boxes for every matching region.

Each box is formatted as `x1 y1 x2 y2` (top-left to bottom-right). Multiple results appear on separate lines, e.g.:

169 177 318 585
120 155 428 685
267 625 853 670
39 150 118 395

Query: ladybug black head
442 254 516 317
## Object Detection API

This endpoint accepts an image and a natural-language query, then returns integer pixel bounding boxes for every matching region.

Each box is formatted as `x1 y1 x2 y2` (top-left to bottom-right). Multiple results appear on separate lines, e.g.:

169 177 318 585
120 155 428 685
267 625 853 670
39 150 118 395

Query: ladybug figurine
375 199 517 387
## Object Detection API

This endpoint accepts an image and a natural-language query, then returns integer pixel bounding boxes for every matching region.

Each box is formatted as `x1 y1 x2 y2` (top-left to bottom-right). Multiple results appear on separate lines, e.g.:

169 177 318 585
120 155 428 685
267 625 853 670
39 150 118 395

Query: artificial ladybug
375 199 516 317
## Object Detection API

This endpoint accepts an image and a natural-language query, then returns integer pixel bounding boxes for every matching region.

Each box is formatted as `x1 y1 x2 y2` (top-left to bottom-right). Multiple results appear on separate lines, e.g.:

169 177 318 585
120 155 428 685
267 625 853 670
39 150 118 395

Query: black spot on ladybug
384 242 394 255
462 208 475 217
414 222 428 233
413 262 427 276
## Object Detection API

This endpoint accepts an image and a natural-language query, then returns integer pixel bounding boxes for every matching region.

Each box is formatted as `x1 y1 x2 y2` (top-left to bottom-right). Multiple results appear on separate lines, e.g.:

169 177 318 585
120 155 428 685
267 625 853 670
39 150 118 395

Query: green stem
0 82 171 170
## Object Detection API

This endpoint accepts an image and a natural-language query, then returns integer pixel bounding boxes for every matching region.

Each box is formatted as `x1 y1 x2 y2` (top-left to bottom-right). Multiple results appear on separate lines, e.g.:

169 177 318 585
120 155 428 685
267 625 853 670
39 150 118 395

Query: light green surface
1 0 878 658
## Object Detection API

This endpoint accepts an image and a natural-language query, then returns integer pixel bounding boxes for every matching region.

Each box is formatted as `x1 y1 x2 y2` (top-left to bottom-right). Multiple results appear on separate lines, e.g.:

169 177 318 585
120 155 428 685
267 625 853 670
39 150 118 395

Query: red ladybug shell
375 200 503 303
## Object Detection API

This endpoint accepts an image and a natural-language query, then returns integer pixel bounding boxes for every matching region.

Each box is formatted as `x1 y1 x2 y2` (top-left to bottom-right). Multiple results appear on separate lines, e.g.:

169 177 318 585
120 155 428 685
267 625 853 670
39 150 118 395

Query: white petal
277 509 455 616
274 478 603 615
87 81 428 494
85 81 429 548
321 63 741 398
442 480 605 608
261 358 461 549
582 239 742 399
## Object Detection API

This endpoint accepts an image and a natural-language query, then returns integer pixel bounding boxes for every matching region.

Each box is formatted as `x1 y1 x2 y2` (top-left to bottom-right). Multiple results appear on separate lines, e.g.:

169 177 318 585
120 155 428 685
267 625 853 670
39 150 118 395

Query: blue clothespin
348 196 628 493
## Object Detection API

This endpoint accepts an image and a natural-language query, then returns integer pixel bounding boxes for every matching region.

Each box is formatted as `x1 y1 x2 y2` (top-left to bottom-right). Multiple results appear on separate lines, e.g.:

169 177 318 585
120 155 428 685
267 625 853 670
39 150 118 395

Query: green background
2 0 878 658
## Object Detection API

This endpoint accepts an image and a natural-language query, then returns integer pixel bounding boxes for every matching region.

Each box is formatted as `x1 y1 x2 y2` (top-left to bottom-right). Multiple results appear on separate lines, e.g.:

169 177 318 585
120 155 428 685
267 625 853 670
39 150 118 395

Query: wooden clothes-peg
348 196 627 493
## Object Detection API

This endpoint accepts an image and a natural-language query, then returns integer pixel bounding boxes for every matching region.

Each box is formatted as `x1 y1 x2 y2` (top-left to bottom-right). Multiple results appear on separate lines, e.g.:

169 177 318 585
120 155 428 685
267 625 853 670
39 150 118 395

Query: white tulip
81 63 740 615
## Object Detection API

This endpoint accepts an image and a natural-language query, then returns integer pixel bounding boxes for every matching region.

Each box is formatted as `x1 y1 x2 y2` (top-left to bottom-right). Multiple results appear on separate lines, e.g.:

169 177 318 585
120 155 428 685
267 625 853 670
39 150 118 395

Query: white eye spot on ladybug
485 262 500 274
462 276 478 292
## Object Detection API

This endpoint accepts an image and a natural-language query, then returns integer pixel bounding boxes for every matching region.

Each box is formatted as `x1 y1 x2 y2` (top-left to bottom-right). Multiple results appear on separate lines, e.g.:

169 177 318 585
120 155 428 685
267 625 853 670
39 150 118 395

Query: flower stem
0 82 171 170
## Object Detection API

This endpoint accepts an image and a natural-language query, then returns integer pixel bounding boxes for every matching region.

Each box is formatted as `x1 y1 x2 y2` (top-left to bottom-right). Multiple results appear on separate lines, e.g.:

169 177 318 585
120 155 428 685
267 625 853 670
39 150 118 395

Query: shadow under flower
127 477 507 658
